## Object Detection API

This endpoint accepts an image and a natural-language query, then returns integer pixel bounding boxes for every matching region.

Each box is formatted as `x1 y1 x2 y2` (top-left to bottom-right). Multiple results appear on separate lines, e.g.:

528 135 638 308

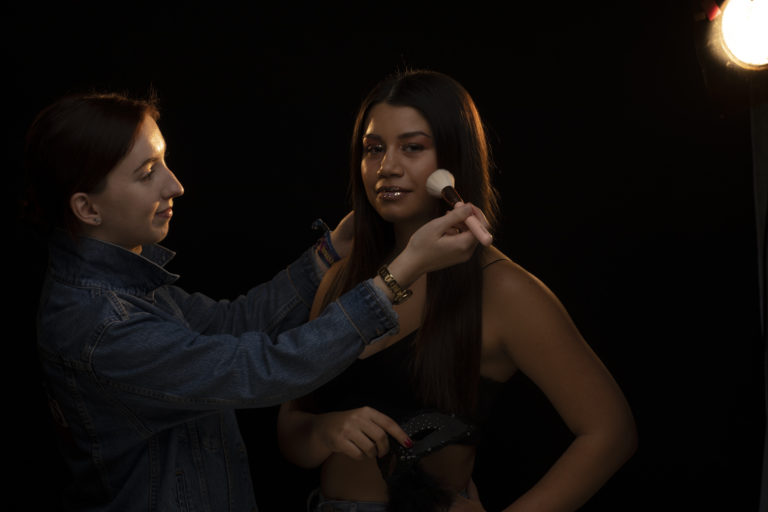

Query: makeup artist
20 90 482 512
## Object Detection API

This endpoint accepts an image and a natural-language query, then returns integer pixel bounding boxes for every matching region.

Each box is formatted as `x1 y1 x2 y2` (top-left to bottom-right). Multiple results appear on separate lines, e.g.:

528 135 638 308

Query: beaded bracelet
312 218 341 268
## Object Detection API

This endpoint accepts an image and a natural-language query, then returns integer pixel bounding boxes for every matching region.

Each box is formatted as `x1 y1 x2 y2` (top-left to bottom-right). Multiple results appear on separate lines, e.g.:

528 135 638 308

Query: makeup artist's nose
377 152 403 177
162 167 185 199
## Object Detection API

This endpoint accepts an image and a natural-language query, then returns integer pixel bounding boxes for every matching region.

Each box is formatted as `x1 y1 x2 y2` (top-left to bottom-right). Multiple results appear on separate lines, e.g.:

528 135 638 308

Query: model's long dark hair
318 69 500 416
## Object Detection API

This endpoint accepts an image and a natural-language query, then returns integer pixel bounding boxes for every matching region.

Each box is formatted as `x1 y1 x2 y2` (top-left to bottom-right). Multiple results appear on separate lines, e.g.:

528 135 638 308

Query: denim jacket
36 232 398 512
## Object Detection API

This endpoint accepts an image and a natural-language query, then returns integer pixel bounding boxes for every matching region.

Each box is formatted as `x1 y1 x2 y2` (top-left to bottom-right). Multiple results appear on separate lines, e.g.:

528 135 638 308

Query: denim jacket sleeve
84 251 398 430
165 246 331 337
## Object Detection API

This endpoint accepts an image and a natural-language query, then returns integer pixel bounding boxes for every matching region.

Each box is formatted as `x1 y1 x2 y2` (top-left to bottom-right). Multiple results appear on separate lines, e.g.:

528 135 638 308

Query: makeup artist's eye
140 164 159 182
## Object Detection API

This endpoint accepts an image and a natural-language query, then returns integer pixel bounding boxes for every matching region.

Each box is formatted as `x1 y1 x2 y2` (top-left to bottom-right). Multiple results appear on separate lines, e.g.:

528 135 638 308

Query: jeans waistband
307 488 388 512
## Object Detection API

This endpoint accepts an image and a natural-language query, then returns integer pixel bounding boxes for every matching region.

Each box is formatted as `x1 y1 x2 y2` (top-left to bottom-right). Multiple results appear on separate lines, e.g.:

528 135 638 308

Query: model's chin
373 205 404 224
374 202 436 226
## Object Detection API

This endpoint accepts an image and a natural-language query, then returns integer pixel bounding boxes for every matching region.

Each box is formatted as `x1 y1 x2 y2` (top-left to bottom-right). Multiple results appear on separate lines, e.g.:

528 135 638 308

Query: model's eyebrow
363 131 433 141
398 131 432 139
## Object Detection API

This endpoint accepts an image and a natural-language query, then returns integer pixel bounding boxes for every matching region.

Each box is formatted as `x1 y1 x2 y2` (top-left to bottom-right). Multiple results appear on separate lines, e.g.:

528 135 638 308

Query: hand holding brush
426 169 493 246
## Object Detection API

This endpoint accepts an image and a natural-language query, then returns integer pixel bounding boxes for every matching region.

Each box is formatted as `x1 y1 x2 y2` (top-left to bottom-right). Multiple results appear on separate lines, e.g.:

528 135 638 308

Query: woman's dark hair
319 69 500 416
21 91 160 235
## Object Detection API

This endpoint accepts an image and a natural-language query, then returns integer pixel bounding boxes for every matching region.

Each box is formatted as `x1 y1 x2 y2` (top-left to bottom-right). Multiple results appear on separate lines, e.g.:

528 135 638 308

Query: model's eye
402 143 424 153
364 144 385 158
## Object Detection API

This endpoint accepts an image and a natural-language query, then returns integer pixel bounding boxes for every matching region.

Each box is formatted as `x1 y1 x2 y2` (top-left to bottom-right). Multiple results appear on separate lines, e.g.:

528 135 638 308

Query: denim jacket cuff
335 278 399 344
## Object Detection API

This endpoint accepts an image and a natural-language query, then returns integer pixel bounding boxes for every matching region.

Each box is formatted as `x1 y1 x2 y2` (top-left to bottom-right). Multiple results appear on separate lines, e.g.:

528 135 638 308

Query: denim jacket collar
47 230 179 295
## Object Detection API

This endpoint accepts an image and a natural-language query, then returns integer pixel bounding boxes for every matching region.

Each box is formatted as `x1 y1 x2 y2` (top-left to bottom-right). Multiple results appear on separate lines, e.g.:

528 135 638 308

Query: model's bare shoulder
480 246 547 301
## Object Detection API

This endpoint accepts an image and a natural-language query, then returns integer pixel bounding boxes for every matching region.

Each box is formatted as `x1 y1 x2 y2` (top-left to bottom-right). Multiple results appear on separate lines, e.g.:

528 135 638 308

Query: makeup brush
426 169 493 246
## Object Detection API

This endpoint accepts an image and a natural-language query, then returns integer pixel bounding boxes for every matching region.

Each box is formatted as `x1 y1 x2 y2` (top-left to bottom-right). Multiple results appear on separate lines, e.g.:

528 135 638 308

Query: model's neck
392 220 425 256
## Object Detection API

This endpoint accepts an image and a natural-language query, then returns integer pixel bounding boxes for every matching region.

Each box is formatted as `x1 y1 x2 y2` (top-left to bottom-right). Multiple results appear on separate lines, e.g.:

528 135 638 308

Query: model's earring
93 217 101 225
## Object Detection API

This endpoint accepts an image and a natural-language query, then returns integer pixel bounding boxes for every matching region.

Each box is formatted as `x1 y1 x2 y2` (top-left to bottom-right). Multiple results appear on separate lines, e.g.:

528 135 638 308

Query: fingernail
404 438 414 448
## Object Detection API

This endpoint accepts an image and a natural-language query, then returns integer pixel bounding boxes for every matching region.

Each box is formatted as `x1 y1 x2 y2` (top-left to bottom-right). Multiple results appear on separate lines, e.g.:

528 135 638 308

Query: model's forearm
502 426 637 512
277 409 333 469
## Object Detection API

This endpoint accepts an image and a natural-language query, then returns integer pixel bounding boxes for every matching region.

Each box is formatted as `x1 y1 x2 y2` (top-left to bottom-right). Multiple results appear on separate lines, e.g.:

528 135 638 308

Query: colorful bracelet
312 219 341 268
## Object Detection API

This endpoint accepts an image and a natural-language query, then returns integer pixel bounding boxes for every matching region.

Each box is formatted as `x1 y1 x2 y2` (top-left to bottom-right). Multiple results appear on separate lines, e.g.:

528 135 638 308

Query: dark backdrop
7 2 765 511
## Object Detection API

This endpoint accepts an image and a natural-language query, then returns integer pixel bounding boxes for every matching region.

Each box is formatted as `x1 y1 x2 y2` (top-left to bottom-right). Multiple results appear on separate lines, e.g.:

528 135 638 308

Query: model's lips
376 186 410 200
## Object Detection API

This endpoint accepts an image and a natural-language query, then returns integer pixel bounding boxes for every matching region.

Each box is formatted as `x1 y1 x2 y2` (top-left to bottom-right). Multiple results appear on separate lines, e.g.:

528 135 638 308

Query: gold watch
377 265 413 304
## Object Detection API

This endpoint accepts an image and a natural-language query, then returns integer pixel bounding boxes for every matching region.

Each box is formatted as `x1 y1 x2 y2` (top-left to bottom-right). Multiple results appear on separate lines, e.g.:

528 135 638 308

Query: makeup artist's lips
376 186 410 201
156 207 173 219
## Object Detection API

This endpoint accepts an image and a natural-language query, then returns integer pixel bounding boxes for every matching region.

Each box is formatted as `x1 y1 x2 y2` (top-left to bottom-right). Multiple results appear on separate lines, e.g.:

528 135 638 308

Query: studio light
709 0 768 70
720 0 768 70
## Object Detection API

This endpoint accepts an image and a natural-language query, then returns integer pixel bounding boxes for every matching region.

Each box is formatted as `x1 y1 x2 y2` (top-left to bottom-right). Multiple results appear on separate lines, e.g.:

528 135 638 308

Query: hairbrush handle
440 187 493 246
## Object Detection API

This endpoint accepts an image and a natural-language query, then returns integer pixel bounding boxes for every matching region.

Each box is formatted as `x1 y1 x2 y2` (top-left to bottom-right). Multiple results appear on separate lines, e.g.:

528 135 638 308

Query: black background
7 2 766 511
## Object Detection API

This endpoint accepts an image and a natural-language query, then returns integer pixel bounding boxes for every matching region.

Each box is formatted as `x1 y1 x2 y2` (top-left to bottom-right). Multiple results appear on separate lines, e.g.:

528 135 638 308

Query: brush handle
440 187 492 246
462 208 493 246
441 187 462 206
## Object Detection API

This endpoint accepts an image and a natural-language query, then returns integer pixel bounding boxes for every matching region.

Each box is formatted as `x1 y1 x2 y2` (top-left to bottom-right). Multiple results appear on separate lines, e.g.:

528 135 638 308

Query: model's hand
329 211 355 260
316 406 412 461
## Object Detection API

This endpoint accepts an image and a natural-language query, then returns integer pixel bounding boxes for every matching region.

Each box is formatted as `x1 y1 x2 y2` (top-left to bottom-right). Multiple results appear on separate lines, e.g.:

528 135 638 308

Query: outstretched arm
278 246 412 468
319 205 484 302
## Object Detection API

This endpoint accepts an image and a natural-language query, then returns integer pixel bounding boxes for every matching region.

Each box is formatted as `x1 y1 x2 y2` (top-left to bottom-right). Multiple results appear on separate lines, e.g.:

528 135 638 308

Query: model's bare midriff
320 444 477 502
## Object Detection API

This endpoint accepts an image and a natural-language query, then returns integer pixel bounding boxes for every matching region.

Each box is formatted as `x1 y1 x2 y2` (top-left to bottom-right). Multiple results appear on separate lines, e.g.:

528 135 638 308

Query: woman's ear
70 192 102 226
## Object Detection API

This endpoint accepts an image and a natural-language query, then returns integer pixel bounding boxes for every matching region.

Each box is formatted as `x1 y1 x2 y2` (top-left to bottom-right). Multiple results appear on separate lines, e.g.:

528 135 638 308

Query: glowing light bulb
720 0 768 69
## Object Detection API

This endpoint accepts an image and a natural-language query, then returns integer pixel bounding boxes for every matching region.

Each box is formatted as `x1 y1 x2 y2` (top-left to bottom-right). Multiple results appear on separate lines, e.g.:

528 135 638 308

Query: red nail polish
405 438 414 448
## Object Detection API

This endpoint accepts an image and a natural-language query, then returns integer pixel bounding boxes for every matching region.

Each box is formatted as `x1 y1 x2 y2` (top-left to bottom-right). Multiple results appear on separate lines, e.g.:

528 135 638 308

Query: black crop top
305 330 506 430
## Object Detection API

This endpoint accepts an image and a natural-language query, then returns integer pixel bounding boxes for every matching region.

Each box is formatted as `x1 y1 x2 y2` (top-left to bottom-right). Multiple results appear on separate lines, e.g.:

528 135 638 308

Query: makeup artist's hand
444 203 491 237
329 210 355 260
384 204 479 290
451 201 493 246
315 406 412 460
466 203 491 230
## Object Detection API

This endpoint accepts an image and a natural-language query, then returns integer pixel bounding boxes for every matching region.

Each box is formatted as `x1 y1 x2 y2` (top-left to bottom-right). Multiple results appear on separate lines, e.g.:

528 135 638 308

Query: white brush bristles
426 169 455 197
